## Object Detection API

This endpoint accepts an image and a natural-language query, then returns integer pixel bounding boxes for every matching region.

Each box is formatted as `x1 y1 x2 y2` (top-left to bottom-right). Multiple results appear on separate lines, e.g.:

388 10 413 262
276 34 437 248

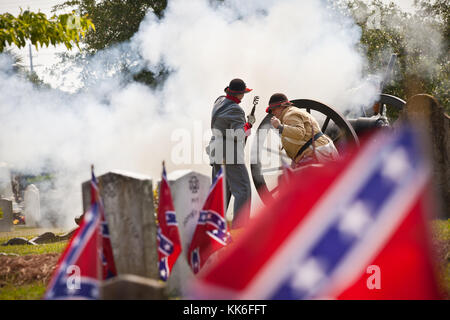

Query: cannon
250 93 406 204
250 54 405 204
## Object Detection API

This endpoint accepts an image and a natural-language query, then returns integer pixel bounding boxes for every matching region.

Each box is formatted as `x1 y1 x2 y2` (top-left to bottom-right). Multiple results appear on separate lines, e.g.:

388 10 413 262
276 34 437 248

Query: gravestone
0 163 13 199
400 94 450 216
164 170 211 296
24 184 41 227
0 199 13 232
82 170 158 279
101 274 167 300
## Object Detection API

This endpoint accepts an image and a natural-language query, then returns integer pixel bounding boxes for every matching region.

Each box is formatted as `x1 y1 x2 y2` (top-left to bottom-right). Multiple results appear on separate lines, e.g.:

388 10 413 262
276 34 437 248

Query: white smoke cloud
348 0 446 87
136 0 379 115
0 0 382 228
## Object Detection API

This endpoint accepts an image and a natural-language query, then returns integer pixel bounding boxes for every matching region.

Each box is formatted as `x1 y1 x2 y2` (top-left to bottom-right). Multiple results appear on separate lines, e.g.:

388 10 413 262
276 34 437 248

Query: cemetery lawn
0 240 67 256
0 252 60 300
0 228 68 256
0 221 449 300
0 227 69 300
0 283 46 300
431 219 450 298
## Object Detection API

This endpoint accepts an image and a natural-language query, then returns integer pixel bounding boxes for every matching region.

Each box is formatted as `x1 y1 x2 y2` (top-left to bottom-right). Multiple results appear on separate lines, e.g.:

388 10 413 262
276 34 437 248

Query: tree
343 0 449 113
1 49 50 88
54 0 166 52
414 0 450 111
416 0 450 43
51 0 167 87
0 10 94 53
2 48 25 73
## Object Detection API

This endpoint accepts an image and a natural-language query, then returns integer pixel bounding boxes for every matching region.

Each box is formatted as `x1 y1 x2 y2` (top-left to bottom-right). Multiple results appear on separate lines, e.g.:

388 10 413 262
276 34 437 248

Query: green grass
0 227 68 300
431 219 450 242
0 226 70 256
431 219 450 298
0 240 68 256
0 226 68 241
0 283 47 300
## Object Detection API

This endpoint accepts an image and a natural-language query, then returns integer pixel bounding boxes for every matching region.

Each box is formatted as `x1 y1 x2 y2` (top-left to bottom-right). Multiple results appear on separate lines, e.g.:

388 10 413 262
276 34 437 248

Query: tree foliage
52 0 167 87
416 0 450 43
0 10 95 52
344 0 449 112
1 49 49 88
2 48 25 73
54 0 166 52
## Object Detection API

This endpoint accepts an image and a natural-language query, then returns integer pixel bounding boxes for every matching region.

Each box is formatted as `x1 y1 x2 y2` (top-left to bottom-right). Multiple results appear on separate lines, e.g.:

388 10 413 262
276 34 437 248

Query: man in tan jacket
266 93 339 167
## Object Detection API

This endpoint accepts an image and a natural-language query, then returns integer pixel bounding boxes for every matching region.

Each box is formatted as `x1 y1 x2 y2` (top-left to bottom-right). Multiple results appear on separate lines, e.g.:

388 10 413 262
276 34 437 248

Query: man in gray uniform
207 78 255 229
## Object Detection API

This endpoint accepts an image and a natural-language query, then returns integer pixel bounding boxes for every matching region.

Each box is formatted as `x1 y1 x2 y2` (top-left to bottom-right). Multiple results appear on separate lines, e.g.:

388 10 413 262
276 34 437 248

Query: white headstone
0 163 13 199
165 170 211 296
24 184 41 227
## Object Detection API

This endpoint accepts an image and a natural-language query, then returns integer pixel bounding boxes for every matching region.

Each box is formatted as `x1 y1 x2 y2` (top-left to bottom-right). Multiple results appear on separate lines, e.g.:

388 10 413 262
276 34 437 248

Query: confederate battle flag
96 170 117 279
157 162 182 281
189 126 443 299
45 166 116 299
187 167 231 274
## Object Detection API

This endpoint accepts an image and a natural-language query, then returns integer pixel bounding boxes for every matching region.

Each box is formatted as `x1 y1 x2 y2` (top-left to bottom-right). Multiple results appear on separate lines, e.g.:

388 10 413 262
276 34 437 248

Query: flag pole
158 160 165 225
92 164 103 287
221 161 227 229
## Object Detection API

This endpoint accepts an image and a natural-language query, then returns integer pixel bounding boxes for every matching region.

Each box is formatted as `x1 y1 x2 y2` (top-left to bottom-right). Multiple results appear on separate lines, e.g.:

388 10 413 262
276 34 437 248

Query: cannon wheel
250 99 359 205
378 93 406 114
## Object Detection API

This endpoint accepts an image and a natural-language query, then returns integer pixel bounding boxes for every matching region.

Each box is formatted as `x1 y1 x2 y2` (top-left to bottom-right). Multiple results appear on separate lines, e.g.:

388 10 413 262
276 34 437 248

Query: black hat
266 93 289 113
224 78 252 94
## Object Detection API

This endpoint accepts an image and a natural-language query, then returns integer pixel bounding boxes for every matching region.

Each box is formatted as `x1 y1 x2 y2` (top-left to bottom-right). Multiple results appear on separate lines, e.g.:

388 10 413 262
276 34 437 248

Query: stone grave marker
24 184 41 227
0 199 13 232
400 94 450 216
82 170 158 279
101 274 167 300
163 170 211 296
0 163 13 199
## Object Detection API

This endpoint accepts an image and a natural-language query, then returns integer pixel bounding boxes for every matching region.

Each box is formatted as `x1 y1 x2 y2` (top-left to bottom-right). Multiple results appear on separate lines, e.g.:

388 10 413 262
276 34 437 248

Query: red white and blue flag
45 167 116 299
157 163 182 281
95 172 117 279
187 167 231 274
190 126 442 299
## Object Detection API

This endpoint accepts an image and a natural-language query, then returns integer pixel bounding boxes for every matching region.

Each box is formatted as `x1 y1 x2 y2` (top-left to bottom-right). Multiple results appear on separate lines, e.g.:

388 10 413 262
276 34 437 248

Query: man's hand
270 116 281 129
247 114 256 126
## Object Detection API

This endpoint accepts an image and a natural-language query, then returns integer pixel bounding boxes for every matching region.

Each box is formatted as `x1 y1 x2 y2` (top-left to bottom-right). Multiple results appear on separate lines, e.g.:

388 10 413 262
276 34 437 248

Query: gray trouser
212 164 251 229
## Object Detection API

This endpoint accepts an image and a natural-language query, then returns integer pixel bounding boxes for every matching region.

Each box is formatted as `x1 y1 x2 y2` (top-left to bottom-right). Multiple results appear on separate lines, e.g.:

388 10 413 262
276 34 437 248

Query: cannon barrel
347 116 389 136
324 116 389 139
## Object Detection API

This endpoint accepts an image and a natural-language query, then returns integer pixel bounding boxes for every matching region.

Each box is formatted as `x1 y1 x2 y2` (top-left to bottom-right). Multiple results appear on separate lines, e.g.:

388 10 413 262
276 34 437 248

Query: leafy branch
0 10 95 52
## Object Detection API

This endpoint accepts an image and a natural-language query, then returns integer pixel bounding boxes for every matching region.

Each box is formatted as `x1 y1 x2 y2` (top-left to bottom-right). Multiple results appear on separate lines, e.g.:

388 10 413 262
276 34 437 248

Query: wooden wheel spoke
270 185 279 194
321 116 331 132
263 147 290 161
261 166 283 174
333 131 344 143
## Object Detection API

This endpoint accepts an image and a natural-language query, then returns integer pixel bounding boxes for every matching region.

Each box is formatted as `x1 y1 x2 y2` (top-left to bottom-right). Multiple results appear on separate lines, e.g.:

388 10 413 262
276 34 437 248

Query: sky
1 0 418 89
0 0 75 83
